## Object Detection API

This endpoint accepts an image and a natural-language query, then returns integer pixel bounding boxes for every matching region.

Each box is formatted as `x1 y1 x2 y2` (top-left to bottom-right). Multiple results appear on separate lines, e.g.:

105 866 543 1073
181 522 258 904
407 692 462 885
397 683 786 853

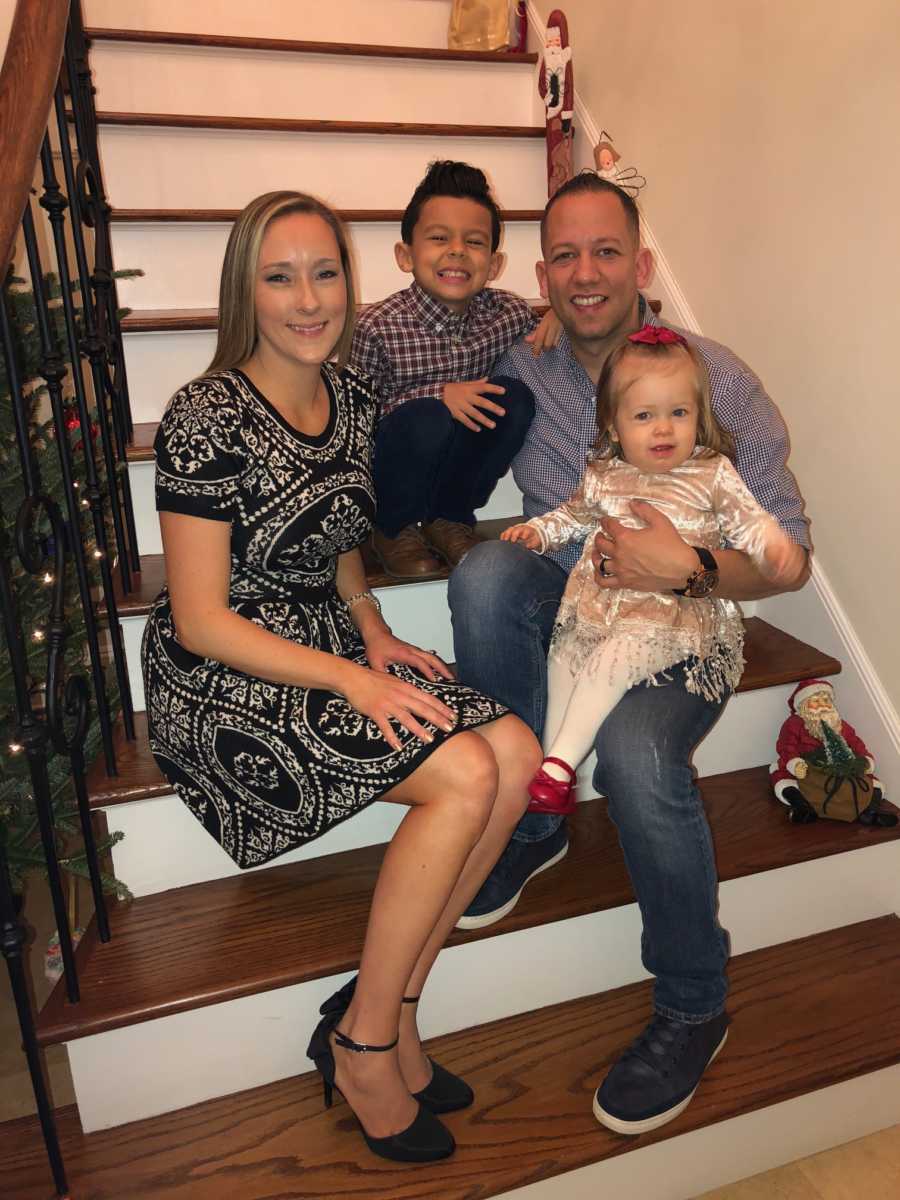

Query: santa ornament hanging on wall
770 679 895 826
538 10 574 197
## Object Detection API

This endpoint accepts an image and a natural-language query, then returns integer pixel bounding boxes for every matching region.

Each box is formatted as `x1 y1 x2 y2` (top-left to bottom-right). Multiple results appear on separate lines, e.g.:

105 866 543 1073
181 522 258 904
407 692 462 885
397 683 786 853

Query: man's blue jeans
448 539 730 1021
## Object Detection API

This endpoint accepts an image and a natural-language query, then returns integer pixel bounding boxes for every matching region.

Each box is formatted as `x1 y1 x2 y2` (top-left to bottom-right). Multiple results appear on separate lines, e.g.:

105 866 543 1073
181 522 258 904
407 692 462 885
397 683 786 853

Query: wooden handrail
0 0 70 271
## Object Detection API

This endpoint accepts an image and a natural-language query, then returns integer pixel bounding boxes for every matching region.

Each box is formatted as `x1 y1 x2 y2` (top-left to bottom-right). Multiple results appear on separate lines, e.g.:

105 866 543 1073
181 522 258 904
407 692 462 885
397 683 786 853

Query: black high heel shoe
402 994 475 1113
306 1006 455 1163
317 977 474 1114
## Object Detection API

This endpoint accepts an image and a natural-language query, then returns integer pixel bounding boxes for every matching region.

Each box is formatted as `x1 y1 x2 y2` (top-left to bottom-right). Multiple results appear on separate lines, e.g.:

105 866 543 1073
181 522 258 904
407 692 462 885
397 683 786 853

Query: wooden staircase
7 920 900 1200
9 2 898 1196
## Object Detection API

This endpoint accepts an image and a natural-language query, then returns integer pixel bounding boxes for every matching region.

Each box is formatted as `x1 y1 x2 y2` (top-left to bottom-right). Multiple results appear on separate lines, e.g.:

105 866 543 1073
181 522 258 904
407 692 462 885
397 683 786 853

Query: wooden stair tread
85 27 539 65
16 919 900 1198
121 297 556 337
41 766 896 1047
20 918 900 1199
87 611 841 807
105 518 517 619
89 617 839 805
14 919 900 1198
111 206 545 223
92 110 545 137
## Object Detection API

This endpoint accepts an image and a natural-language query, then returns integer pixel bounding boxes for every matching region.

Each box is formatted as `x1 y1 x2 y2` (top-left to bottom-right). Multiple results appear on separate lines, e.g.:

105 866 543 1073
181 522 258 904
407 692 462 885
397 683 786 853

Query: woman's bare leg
394 715 539 1091
328 727 504 1138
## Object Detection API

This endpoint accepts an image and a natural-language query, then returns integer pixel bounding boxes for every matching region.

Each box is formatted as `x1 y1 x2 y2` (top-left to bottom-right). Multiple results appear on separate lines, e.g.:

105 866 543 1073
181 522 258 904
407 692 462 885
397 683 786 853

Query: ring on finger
599 556 613 578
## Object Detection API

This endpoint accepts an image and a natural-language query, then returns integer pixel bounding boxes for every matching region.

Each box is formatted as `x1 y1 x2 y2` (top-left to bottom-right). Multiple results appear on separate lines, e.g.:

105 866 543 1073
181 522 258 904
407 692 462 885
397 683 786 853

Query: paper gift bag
448 0 510 52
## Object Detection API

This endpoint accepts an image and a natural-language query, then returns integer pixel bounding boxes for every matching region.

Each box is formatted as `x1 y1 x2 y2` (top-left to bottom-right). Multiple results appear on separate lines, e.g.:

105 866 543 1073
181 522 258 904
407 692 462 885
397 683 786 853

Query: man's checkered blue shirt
497 300 810 574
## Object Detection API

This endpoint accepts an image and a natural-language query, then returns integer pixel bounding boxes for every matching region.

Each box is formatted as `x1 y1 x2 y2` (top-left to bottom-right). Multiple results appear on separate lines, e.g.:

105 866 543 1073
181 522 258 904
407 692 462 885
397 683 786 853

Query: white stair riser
64 840 900 1130
121 571 466 713
104 792 406 898
84 0 456 49
113 219 543 312
127 456 523 558
123 330 217 424
90 43 537 127
98 126 549 210
104 677 808 898
493 1067 900 1200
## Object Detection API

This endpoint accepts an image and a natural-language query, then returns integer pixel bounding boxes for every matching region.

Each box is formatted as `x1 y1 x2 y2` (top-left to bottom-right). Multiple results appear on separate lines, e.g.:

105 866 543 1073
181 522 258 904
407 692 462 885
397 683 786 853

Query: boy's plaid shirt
350 282 537 420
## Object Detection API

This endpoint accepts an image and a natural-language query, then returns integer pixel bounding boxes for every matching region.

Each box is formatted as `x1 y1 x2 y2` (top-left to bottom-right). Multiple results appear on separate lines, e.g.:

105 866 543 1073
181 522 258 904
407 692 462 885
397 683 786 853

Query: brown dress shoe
421 519 482 568
371 525 443 578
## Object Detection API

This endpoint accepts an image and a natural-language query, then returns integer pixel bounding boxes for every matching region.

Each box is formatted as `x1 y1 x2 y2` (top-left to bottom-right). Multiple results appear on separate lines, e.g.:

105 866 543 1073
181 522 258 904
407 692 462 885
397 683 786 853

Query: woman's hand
340 661 456 751
364 628 451 682
501 523 541 551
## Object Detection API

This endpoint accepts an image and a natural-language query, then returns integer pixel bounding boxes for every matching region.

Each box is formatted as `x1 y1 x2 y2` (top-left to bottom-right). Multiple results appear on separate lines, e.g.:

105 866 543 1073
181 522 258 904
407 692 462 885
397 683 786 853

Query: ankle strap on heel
333 1028 399 1054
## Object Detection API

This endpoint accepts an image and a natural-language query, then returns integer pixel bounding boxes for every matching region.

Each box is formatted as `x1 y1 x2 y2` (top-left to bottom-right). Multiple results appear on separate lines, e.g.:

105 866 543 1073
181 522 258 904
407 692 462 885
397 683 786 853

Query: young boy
351 160 541 578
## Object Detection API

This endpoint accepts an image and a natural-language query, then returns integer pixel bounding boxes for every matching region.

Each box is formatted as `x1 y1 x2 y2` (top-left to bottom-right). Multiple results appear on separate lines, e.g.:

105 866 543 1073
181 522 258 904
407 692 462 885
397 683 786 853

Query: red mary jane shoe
527 757 577 815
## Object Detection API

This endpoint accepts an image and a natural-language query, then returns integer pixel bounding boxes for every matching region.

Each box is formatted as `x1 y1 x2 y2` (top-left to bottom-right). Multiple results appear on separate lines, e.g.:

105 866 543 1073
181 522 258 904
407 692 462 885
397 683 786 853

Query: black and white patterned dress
141 365 505 869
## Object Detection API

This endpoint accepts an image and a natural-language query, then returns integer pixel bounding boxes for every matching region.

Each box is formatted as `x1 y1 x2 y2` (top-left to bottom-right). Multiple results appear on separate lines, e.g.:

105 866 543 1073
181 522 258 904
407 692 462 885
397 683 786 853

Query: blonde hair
594 334 736 461
208 191 357 373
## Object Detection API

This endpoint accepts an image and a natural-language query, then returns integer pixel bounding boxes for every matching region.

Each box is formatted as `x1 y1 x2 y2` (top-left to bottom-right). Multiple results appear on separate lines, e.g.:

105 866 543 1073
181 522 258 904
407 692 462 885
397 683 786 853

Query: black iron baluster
19 491 111 945
53 84 137 599
2 274 111 955
0 854 71 1199
20 202 118 776
37 133 135 743
65 1 138 468
0 498 79 1007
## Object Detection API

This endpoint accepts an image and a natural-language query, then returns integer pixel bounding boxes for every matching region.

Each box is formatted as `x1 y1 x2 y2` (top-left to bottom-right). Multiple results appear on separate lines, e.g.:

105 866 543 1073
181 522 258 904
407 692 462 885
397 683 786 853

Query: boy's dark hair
401 160 502 251
540 171 641 249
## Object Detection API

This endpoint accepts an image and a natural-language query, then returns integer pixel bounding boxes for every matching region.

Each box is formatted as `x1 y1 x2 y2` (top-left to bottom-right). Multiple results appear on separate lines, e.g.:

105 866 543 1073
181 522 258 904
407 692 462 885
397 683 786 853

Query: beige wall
534 0 900 709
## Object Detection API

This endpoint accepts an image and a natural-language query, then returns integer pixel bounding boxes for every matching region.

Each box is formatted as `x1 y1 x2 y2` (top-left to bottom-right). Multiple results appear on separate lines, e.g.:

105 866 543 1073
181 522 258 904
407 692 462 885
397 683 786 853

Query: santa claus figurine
538 11 574 197
770 678 895 826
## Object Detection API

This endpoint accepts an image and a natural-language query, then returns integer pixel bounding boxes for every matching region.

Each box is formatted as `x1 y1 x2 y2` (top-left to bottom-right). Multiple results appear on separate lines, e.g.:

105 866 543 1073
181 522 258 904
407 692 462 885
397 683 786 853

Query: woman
141 191 540 1163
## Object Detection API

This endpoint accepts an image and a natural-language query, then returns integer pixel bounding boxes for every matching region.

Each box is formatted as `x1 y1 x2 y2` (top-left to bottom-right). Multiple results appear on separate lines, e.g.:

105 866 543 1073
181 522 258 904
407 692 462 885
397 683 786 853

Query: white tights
542 639 679 781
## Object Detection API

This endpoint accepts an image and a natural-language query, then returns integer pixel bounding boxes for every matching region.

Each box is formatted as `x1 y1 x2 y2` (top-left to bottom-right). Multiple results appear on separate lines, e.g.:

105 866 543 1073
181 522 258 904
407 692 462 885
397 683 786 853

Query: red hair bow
628 324 688 348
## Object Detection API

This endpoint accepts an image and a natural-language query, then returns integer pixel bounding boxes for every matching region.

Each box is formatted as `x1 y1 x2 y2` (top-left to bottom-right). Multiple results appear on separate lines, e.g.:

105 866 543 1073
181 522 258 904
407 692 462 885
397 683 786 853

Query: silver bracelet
346 590 382 615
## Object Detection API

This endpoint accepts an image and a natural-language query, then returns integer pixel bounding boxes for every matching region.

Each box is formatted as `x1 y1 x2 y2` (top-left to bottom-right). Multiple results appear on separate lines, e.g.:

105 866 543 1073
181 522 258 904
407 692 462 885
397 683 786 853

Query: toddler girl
502 325 805 813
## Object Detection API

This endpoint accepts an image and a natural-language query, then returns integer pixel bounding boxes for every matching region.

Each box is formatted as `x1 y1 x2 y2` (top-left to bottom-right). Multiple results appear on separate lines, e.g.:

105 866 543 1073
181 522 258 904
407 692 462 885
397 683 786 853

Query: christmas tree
817 721 868 779
0 269 139 899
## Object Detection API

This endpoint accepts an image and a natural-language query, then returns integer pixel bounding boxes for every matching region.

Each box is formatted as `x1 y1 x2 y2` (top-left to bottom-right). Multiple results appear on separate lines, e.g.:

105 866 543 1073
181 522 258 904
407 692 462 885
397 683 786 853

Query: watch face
689 570 719 598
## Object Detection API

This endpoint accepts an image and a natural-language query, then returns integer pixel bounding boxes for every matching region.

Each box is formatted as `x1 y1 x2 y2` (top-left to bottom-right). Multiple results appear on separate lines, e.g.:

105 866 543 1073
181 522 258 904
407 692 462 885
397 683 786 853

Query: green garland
1 269 141 899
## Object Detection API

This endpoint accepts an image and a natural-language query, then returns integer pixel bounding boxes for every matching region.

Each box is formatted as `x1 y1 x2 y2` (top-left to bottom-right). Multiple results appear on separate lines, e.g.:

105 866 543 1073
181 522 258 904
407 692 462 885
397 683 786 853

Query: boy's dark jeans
373 376 535 536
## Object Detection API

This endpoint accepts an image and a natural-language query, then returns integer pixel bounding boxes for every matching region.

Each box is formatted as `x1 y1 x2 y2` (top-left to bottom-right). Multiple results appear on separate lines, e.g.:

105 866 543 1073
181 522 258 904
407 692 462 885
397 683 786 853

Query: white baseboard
809 560 900 759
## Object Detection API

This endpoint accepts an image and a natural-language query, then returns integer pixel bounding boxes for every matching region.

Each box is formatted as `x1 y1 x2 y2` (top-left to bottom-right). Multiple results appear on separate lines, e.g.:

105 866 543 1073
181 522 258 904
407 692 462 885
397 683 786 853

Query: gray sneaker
593 1011 730 1135
456 823 569 929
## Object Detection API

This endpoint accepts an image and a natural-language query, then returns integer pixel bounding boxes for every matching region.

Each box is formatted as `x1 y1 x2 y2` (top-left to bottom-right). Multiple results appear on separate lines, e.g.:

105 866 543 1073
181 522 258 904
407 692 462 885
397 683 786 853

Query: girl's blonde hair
594 334 736 461
208 191 357 374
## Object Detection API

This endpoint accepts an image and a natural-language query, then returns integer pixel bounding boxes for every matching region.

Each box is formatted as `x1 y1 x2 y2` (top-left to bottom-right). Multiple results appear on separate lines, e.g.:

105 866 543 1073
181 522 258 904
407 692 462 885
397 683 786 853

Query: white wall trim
810 560 900 757
525 0 898 774
524 2 701 333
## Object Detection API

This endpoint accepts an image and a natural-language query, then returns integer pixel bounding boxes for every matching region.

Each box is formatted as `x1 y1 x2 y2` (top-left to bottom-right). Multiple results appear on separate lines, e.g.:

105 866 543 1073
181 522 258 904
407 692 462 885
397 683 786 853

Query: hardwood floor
696 1124 900 1198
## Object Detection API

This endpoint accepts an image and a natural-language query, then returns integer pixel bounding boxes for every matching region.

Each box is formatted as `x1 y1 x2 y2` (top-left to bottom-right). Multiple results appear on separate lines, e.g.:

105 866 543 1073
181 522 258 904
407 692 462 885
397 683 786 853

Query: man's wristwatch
673 546 719 598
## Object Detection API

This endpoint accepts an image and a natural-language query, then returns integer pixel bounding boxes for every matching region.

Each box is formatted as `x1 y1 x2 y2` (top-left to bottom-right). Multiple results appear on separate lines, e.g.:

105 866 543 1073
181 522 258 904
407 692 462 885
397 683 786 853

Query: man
448 173 810 1134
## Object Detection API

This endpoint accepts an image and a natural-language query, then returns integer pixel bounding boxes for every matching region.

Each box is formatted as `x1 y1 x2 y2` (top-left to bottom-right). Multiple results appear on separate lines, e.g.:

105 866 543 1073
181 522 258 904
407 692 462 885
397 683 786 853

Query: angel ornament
593 138 646 199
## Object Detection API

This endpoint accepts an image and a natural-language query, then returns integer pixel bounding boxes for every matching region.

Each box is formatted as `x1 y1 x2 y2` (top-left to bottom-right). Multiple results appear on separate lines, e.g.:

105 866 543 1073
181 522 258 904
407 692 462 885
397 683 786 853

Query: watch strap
673 546 718 596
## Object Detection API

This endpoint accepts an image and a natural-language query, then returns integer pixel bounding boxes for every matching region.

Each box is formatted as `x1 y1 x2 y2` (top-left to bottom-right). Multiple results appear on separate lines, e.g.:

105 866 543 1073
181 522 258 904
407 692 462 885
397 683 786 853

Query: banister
0 0 70 270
